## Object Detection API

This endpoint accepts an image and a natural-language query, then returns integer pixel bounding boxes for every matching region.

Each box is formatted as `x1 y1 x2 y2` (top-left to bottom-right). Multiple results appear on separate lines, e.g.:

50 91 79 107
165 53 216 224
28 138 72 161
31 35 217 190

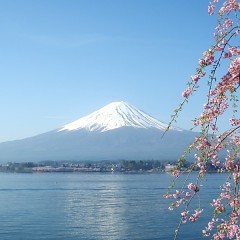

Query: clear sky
0 0 223 142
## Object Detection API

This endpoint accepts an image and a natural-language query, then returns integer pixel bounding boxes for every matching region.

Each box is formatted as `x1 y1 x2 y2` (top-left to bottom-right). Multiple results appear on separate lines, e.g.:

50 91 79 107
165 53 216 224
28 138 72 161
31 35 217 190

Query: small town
0 160 219 173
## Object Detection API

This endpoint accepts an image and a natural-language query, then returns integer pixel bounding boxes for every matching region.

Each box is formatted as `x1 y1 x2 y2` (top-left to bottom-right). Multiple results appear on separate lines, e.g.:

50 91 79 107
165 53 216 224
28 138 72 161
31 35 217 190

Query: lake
0 172 227 239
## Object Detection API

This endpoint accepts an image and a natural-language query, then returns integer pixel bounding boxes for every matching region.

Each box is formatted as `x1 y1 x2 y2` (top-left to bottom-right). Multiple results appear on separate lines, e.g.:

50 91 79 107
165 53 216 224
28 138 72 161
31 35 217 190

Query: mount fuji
0 101 198 163
58 101 181 133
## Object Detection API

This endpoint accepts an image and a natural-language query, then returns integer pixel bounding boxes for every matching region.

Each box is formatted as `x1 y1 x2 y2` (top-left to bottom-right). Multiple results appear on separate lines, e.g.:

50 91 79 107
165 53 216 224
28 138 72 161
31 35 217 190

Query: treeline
120 160 176 171
0 162 37 173
0 159 220 173
0 160 177 173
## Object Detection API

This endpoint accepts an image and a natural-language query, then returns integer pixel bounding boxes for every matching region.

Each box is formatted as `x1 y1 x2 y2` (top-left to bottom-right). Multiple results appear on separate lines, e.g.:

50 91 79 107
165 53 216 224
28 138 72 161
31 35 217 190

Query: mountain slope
0 101 198 163
58 101 182 132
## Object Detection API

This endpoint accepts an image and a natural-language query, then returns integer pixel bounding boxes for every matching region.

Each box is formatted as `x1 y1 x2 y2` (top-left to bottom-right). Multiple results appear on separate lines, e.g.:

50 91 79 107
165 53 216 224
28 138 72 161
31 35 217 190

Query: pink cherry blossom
187 183 199 192
182 87 192 98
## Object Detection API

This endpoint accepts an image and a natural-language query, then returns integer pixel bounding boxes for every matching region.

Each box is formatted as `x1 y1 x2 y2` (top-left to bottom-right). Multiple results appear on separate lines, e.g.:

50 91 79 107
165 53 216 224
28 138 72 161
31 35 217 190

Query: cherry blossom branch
165 1 240 239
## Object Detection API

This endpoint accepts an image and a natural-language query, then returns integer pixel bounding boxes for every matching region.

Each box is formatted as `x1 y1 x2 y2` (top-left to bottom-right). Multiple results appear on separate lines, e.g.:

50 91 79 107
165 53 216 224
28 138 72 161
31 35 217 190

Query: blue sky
0 0 222 142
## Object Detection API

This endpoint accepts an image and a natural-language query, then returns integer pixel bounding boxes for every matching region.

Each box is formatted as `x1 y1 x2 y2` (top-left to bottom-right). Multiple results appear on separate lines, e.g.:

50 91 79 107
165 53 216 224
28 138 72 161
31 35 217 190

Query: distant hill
0 101 198 163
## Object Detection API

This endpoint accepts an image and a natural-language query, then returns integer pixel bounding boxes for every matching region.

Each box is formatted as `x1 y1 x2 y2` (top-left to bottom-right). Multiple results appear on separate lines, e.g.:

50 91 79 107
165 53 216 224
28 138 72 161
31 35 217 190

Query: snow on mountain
58 101 182 132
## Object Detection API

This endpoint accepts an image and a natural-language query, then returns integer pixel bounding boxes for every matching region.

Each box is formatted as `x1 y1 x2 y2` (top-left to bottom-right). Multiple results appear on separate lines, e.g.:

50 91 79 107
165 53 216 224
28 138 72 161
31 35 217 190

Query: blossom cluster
202 182 240 239
164 182 203 226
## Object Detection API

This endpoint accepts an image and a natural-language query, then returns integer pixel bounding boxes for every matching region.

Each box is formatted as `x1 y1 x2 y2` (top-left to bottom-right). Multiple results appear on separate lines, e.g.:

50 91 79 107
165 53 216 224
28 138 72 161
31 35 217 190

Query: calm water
0 172 227 240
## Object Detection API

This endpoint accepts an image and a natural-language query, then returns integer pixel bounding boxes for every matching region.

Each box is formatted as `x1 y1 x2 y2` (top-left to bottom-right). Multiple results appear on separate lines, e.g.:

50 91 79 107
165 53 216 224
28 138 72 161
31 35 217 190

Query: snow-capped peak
58 101 182 133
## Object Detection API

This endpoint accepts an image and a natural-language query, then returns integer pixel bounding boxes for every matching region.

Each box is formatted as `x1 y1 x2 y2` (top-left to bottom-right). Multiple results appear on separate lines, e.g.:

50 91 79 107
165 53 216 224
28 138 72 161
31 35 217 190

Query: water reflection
64 174 129 240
